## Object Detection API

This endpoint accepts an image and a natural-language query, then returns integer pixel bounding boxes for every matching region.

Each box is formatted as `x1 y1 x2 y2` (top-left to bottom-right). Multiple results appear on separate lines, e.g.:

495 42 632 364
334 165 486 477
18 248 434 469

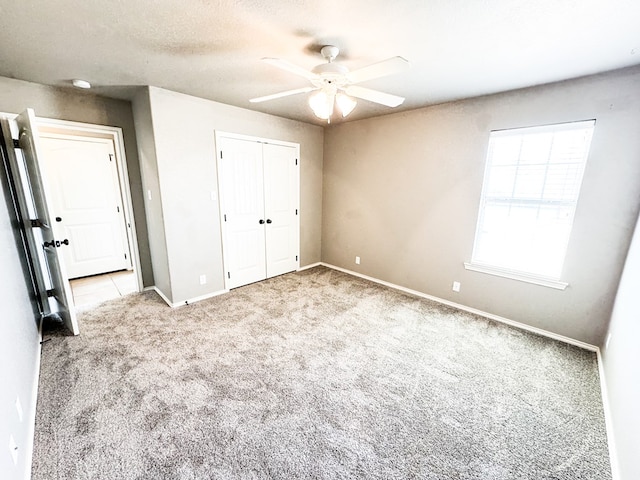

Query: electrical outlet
452 281 461 292
9 435 18 465
15 397 23 423
199 274 207 285
355 256 361 265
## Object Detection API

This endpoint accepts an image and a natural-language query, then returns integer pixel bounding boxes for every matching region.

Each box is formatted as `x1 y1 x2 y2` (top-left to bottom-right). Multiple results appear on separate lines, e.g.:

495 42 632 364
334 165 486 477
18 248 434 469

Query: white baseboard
320 262 598 352
297 262 322 272
148 286 172 307
178 289 229 307
596 349 620 480
147 286 228 308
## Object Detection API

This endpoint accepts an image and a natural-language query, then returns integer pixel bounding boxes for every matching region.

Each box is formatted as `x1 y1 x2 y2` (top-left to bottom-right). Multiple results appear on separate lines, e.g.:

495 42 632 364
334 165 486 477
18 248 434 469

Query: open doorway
1 110 143 332
37 118 142 312
68 271 137 311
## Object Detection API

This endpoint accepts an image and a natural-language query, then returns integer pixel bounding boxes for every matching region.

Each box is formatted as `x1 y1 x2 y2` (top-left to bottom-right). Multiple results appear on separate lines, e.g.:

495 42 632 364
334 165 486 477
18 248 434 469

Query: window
466 120 595 288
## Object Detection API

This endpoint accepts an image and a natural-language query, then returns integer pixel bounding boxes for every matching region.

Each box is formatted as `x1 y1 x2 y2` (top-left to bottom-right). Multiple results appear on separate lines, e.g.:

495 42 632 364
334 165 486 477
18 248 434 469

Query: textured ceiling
0 0 639 125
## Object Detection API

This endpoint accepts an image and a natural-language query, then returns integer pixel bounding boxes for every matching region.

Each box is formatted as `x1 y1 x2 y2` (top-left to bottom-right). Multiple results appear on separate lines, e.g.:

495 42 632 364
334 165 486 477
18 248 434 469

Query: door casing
215 131 300 291
39 133 132 278
37 118 142 292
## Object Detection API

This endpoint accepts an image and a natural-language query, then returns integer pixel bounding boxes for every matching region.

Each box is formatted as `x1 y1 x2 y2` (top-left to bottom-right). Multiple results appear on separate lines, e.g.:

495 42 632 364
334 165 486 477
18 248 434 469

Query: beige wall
0 76 153 286
0 141 41 480
322 66 640 346
602 210 640 480
134 86 323 304
132 88 169 295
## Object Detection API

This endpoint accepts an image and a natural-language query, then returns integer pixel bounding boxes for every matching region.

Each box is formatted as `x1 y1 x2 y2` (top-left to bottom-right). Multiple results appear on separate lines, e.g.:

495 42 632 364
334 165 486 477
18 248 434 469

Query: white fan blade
344 86 405 107
347 56 410 84
250 87 315 103
262 58 318 80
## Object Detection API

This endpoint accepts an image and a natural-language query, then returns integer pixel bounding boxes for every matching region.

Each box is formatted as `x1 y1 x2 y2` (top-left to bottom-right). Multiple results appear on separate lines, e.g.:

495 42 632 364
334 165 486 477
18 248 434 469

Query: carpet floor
32 266 611 479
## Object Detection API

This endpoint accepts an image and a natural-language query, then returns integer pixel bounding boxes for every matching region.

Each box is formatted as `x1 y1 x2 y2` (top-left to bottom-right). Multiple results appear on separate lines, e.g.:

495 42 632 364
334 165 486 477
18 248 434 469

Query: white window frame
465 120 596 290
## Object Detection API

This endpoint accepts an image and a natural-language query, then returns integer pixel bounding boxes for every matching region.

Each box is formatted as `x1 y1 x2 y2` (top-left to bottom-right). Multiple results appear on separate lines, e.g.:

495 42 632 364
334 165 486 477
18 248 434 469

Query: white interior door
6 109 79 335
39 135 131 279
218 136 267 289
263 143 299 278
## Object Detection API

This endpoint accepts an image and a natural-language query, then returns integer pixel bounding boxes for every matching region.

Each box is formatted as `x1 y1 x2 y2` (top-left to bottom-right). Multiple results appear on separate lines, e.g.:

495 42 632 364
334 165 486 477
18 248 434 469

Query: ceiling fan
250 45 410 122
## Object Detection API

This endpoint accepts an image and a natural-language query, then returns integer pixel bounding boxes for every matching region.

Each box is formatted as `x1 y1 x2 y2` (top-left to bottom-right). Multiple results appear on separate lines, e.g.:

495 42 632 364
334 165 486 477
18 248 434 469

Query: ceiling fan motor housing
311 62 349 87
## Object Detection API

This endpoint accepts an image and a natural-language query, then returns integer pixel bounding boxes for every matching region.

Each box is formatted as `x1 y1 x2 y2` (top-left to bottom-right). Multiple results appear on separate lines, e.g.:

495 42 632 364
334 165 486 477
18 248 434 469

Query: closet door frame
215 131 300 291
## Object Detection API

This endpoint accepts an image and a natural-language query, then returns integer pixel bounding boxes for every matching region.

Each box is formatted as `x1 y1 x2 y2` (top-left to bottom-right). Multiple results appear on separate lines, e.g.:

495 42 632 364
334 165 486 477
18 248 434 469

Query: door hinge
295 209 298 215
109 154 114 162
220 151 223 159
224 214 227 222
295 158 298 165
124 253 127 260
296 255 298 261
117 206 120 213
227 272 231 279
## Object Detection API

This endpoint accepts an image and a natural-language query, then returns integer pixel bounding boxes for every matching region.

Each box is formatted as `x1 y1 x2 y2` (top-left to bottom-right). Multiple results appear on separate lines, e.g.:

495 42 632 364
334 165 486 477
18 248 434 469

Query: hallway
70 270 137 311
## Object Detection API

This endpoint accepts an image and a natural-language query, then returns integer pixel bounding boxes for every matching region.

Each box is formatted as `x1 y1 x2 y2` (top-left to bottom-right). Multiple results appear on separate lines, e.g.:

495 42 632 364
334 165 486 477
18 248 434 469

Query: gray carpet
32 266 611 479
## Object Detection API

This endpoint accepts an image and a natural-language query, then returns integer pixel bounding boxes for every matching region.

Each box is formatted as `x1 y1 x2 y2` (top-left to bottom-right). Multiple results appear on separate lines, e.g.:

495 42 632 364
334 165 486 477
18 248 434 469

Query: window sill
463 263 568 290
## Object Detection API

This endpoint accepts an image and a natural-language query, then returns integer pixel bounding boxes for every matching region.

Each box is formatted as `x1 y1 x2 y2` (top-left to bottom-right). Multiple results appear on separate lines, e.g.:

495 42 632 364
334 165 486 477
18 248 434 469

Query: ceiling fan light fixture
308 89 334 120
336 93 357 117
259 45 409 122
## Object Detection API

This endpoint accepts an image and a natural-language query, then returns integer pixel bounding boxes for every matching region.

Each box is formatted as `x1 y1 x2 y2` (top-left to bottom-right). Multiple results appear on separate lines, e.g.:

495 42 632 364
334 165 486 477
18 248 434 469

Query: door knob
266 219 272 224
50 239 70 247
259 219 265 224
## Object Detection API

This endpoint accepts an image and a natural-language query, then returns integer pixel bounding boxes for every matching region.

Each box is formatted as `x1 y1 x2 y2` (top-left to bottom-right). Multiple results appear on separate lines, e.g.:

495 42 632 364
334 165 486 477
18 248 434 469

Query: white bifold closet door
217 134 299 289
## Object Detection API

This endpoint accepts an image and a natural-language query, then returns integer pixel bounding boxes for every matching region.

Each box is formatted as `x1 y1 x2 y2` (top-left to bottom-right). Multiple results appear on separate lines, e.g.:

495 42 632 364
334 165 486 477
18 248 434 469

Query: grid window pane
520 133 553 165
490 137 522 165
512 165 546 199
471 121 594 280
486 166 517 197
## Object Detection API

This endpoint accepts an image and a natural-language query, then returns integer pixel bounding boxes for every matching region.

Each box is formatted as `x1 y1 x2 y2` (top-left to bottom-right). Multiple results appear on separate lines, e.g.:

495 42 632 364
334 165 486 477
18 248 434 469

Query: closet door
263 143 299 278
217 133 300 290
218 137 266 289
